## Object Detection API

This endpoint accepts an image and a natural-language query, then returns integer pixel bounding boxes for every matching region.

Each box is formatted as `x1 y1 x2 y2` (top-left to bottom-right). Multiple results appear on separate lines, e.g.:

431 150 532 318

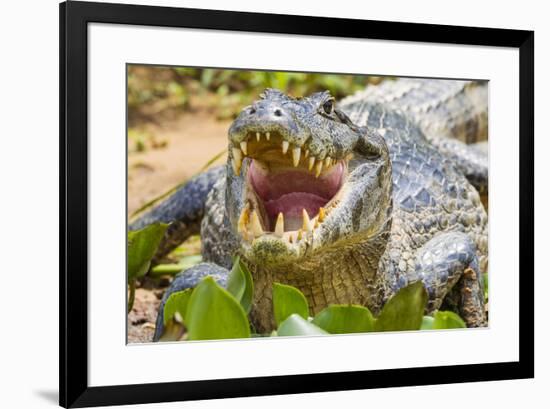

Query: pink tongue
264 193 327 230
248 160 344 230
250 162 343 201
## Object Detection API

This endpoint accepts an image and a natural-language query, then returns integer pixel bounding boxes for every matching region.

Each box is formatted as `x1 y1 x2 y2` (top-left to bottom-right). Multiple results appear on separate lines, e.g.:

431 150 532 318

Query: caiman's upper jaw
229 129 340 177
229 129 348 247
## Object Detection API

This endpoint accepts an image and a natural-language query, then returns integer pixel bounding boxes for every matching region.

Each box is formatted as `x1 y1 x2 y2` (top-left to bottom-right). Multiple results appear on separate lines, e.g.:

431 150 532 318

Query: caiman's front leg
414 231 485 327
152 263 230 341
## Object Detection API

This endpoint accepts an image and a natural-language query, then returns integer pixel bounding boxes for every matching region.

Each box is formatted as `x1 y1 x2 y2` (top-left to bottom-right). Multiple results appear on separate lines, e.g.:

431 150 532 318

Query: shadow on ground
35 389 58 405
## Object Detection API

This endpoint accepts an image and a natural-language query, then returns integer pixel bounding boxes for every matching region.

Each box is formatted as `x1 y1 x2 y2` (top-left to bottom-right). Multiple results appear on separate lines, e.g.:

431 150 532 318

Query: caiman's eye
321 99 334 115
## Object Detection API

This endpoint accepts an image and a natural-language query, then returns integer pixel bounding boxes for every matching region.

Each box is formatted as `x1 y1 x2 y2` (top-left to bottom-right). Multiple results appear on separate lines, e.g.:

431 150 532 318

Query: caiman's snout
248 101 288 122
228 100 304 148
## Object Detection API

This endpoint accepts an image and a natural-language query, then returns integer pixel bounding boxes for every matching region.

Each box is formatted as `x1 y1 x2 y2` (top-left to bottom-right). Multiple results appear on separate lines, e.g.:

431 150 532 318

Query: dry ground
128 104 231 216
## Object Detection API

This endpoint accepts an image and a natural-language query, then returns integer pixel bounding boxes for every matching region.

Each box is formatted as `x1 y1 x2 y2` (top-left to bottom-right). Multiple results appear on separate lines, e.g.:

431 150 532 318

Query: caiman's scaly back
341 79 489 192
340 78 488 144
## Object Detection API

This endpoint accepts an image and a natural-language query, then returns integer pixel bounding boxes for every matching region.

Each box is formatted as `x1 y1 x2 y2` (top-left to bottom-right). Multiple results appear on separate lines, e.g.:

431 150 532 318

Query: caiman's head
226 89 392 266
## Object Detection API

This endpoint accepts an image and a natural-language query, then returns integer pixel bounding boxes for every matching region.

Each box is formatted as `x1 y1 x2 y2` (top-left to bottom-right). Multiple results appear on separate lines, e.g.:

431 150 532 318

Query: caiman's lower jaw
231 131 347 247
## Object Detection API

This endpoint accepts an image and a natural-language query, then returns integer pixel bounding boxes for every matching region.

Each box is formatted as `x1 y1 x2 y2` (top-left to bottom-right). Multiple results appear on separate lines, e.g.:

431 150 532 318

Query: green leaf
483 273 489 302
127 280 136 313
150 255 203 277
374 281 428 332
421 316 435 330
277 314 328 337
158 315 186 342
272 283 309 326
432 311 466 329
226 265 245 302
127 223 169 281
226 257 254 313
238 260 254 313
163 289 192 325
312 305 375 334
200 69 215 88
185 277 250 340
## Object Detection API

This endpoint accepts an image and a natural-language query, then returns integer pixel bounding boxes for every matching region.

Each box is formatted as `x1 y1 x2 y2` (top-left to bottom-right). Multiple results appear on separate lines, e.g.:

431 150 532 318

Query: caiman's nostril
249 107 256 114
274 108 283 117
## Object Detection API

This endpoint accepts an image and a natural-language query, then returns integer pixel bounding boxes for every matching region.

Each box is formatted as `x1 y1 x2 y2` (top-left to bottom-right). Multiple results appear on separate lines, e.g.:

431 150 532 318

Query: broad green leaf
312 305 375 334
186 277 250 340
432 311 466 329
273 283 309 326
238 259 254 313
226 262 245 302
163 289 192 325
277 314 328 337
374 281 428 332
127 223 169 281
421 316 435 330
226 257 254 313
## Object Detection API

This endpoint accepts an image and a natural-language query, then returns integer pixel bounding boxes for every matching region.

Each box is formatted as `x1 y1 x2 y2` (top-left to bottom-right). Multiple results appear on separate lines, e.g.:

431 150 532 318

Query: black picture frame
60 1 534 407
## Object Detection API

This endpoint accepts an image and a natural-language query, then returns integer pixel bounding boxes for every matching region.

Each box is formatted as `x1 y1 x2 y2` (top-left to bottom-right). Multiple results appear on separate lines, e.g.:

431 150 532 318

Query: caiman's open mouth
231 130 347 244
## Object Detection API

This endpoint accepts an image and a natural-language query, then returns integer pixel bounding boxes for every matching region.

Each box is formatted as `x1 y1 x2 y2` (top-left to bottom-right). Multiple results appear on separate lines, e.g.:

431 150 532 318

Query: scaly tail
129 165 226 263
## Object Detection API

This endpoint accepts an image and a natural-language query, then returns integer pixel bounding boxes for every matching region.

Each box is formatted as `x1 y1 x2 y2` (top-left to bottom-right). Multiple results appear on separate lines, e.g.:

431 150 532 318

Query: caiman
129 78 489 340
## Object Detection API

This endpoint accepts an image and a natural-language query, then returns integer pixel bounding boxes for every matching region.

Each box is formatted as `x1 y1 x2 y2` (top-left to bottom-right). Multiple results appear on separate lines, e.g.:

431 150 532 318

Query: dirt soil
127 102 231 343
128 107 231 216
127 289 162 343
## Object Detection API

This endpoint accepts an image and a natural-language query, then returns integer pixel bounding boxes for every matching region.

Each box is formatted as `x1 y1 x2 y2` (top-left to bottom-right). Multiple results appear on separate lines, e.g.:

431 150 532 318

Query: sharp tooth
249 210 264 237
283 231 297 244
274 213 284 237
240 141 248 155
238 205 250 234
266 132 270 141
292 147 301 167
315 161 323 178
302 209 312 232
318 207 326 222
282 140 289 154
324 157 332 168
232 147 242 162
232 148 243 175
308 157 315 171
297 229 303 241
305 149 309 158
231 159 239 176
256 132 261 142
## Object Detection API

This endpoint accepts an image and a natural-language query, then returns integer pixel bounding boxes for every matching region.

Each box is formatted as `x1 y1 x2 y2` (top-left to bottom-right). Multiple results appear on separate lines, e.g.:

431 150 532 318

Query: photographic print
126 66 489 343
